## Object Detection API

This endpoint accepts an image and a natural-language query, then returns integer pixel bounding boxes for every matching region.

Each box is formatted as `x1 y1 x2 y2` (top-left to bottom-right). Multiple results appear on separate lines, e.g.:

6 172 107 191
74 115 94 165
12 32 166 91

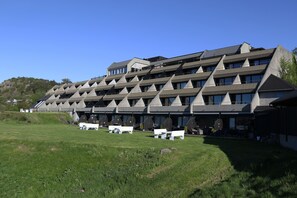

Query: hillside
0 77 57 111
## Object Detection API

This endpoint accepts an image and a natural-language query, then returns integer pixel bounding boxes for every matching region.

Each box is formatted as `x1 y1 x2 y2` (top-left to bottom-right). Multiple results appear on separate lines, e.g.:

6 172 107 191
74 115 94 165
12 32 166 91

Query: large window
140 85 150 92
180 96 195 105
109 67 127 76
173 82 187 89
250 58 271 66
178 116 190 128
241 74 263 84
203 65 216 72
230 93 254 104
183 68 198 74
192 80 206 88
155 84 165 91
143 98 152 106
161 97 175 106
204 95 224 105
224 61 244 69
96 90 107 96
215 77 235 86
128 99 138 107
59 93 73 99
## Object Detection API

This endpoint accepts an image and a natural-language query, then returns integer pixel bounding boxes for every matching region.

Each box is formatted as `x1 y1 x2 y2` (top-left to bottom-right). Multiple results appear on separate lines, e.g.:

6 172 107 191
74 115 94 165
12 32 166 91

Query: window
215 77 235 86
143 98 152 106
109 67 127 76
241 74 263 84
127 87 133 93
183 68 198 74
180 96 195 105
204 95 224 105
225 61 244 69
85 101 96 108
203 65 216 72
173 82 187 89
128 99 138 107
59 93 73 99
192 80 206 88
140 85 150 92
178 116 190 128
230 93 254 104
155 84 164 91
161 97 175 106
250 58 271 66
229 118 236 130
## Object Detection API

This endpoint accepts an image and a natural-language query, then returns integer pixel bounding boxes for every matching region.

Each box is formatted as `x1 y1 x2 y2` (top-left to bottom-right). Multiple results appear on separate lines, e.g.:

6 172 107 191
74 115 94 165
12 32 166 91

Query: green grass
0 113 296 197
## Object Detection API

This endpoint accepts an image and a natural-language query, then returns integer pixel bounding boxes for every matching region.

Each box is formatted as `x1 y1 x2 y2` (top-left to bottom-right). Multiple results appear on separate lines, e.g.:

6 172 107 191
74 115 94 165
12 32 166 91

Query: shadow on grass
190 137 297 197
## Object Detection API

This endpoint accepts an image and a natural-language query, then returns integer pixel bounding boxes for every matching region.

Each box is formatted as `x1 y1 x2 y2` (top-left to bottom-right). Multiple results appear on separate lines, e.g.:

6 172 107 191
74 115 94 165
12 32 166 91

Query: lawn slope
0 113 296 197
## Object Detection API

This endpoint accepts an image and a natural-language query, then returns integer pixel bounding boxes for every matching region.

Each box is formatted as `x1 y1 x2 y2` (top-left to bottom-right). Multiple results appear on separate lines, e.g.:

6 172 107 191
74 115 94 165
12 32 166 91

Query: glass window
180 96 195 105
204 65 216 72
250 58 271 66
193 80 206 88
225 61 243 69
242 94 253 104
184 68 198 74
156 84 164 91
229 118 236 130
216 77 235 86
162 97 175 106
233 93 254 104
214 95 223 105
204 95 224 105
241 74 263 84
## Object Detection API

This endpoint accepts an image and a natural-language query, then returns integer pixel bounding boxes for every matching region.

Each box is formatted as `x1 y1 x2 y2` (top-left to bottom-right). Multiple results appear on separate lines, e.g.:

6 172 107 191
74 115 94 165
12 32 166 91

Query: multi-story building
35 42 294 134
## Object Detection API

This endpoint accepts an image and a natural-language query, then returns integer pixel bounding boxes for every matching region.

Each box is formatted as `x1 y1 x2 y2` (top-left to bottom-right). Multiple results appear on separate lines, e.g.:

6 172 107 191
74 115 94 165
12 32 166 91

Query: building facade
34 42 293 135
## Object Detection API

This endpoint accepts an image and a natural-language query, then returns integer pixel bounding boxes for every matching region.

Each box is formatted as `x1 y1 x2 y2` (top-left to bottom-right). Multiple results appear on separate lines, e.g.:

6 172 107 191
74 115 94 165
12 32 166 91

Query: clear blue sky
0 0 296 83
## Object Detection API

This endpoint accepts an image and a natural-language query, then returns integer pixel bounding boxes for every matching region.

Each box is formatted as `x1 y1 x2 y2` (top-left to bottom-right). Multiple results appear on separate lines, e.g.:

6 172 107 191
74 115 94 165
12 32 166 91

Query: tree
61 78 72 84
293 48 297 56
280 54 297 86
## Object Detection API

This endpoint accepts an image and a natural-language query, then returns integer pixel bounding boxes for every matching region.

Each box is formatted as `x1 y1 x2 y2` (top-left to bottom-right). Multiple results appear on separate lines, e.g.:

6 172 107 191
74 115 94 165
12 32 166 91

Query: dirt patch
49 146 59 152
16 144 31 153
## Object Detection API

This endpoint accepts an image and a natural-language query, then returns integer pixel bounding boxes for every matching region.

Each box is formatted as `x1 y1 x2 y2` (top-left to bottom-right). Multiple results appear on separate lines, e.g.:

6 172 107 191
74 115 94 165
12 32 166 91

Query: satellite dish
214 119 223 131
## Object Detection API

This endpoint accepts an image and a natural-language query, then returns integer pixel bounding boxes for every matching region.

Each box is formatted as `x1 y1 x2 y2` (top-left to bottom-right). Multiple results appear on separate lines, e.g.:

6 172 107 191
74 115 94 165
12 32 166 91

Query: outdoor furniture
161 130 185 140
169 130 185 140
108 125 122 133
108 126 133 134
153 129 167 138
118 126 133 134
79 122 99 130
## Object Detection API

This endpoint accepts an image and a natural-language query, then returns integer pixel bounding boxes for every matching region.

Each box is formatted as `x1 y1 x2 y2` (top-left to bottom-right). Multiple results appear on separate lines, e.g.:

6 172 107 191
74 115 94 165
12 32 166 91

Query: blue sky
0 0 296 83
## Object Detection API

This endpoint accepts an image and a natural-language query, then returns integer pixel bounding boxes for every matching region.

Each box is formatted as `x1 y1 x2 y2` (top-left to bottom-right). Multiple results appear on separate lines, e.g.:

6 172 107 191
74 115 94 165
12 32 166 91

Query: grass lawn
0 114 296 197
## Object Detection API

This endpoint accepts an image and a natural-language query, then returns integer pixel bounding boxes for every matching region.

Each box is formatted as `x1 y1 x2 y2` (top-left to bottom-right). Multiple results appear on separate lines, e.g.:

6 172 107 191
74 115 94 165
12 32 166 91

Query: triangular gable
258 74 296 93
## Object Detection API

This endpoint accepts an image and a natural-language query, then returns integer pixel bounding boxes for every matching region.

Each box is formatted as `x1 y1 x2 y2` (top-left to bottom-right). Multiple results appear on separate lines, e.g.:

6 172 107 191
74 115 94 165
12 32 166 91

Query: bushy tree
61 78 72 84
293 48 297 56
280 54 297 86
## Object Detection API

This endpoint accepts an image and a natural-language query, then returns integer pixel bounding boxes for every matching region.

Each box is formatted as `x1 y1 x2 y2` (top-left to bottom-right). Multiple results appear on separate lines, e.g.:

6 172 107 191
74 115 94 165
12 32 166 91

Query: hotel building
35 42 294 134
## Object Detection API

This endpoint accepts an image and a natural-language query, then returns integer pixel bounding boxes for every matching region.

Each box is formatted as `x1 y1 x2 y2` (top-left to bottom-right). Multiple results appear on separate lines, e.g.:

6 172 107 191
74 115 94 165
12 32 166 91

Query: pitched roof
107 59 132 70
258 74 296 93
150 52 203 66
200 44 241 59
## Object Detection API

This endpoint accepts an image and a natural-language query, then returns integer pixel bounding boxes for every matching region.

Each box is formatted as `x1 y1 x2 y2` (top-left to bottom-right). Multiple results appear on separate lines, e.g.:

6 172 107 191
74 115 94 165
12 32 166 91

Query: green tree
280 54 297 86
293 48 297 56
61 78 72 84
